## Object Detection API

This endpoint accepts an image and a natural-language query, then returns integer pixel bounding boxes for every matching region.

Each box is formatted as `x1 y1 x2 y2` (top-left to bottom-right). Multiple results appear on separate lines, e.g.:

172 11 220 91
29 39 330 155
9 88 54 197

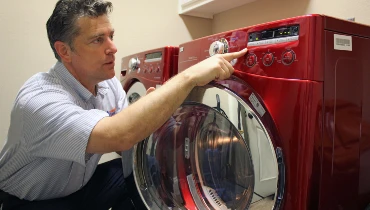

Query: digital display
249 25 300 42
261 30 274 39
145 52 162 60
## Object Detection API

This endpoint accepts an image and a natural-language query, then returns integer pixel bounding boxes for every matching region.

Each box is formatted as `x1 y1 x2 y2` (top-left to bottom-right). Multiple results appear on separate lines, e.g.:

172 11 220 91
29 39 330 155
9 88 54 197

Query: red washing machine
132 15 370 210
119 46 178 184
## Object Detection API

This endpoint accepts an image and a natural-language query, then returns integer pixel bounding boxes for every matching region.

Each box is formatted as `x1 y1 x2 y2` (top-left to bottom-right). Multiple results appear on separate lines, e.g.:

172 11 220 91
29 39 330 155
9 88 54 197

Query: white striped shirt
0 62 128 200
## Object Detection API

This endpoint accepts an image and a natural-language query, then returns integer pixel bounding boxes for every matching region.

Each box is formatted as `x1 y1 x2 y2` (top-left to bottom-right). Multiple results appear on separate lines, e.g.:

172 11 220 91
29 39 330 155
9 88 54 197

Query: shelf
179 0 257 19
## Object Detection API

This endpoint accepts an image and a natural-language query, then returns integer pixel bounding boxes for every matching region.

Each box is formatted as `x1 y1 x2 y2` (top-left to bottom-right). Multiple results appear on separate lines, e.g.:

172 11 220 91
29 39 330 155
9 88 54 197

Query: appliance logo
107 108 117 116
230 37 238 42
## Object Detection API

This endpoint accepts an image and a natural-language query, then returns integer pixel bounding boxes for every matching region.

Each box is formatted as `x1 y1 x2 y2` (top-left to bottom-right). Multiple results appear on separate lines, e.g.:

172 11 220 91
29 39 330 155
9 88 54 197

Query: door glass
126 82 146 104
133 84 279 210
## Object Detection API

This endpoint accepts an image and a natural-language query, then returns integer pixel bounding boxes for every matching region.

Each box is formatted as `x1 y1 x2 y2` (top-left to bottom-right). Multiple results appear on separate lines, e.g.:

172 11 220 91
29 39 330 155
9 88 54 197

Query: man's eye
110 34 114 40
93 37 103 43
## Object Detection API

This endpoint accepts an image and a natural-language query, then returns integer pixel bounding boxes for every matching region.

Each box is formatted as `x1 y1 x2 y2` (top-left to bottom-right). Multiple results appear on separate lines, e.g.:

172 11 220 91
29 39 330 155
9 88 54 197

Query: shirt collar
51 62 109 101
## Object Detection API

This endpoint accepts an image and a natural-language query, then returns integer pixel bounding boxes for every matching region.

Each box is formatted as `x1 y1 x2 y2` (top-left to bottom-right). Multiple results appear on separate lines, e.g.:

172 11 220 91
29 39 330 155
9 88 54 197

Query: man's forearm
88 71 195 153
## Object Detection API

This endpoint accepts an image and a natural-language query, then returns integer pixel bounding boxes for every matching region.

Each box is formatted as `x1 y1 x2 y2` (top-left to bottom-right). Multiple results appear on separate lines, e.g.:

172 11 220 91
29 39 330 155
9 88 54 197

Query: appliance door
133 78 284 210
121 81 147 177
126 82 147 105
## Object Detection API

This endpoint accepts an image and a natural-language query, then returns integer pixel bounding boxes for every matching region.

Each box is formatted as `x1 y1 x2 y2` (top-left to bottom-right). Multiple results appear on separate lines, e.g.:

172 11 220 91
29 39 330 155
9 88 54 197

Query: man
0 0 247 209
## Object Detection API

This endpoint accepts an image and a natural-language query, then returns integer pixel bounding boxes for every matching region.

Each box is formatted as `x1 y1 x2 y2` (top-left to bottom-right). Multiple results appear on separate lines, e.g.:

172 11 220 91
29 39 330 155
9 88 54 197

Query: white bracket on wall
178 0 257 19
347 17 355 22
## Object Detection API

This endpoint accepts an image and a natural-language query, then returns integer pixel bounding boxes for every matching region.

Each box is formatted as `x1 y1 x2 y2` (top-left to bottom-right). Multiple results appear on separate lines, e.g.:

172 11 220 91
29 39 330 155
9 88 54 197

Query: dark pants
1 158 146 210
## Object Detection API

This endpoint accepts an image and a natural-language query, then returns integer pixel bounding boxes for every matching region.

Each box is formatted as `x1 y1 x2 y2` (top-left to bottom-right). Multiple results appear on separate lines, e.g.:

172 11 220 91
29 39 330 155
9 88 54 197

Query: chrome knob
209 38 229 56
209 41 224 56
129 57 140 71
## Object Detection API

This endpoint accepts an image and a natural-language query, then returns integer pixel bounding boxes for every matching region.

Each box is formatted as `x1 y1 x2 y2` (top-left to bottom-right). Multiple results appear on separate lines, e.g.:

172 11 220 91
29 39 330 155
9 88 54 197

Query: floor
249 196 275 210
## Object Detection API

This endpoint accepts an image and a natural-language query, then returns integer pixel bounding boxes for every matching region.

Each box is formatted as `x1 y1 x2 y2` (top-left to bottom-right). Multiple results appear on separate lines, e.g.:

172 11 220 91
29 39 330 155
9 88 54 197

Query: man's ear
54 41 72 63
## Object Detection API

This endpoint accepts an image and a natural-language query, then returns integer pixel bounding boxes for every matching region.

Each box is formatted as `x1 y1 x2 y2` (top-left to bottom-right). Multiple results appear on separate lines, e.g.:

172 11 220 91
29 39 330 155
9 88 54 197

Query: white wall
0 1 212 147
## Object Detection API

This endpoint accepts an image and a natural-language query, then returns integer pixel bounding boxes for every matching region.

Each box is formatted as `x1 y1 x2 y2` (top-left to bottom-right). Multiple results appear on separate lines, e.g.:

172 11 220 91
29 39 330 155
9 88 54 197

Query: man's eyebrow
88 33 105 40
88 29 115 40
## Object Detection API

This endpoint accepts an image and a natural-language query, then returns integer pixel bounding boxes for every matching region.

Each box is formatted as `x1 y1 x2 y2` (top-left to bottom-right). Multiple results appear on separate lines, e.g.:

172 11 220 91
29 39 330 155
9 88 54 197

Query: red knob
246 54 257 67
263 53 274 66
282 50 295 65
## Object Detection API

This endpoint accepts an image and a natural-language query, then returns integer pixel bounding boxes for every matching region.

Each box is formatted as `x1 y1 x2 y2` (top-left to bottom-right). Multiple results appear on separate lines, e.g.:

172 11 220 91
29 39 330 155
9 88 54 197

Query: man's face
69 15 117 85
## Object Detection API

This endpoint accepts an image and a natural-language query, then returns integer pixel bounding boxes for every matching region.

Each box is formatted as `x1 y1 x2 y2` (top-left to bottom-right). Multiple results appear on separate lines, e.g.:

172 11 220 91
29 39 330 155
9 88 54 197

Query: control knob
209 38 229 56
263 53 274 66
246 54 257 67
282 50 296 65
129 57 140 71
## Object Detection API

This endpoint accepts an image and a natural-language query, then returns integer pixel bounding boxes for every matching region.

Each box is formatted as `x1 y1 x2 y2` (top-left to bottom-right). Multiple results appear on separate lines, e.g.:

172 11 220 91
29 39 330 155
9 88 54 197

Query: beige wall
0 1 212 147
212 0 370 34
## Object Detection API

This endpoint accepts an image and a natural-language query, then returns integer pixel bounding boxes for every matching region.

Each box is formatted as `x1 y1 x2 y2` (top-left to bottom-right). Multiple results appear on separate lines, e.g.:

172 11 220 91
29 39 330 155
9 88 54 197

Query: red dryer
119 46 178 197
120 46 178 103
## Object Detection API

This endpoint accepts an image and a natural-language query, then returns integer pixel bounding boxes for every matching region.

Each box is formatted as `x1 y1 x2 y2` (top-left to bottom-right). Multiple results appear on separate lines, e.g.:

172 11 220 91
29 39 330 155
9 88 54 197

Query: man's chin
107 70 116 79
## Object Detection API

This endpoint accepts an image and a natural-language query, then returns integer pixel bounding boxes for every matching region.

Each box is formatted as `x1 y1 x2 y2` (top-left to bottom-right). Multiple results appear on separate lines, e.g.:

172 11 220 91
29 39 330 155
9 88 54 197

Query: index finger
222 48 248 62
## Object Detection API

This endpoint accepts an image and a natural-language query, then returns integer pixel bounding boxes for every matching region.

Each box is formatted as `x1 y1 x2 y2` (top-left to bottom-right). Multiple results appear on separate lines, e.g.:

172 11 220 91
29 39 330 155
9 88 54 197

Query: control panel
121 47 179 84
178 16 319 80
142 52 162 74
122 51 163 78
243 25 300 68
248 25 300 46
205 25 299 69
178 15 330 81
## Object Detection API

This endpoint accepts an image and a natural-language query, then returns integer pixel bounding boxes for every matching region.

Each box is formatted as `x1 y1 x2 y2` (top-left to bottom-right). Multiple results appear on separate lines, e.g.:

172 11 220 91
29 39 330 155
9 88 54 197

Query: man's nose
106 39 117 54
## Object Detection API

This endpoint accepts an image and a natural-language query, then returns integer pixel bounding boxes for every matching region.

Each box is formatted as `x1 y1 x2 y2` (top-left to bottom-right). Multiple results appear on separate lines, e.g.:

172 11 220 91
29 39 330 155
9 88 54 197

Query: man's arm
86 49 248 153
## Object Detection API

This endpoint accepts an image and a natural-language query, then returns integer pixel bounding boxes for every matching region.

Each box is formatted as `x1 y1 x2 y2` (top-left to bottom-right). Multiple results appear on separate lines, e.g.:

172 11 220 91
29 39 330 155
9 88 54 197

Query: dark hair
46 0 113 61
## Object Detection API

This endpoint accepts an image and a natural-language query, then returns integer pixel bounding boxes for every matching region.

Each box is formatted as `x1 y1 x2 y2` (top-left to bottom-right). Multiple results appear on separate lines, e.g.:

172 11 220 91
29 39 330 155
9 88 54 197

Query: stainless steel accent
202 185 229 210
209 41 223 56
187 174 208 209
209 38 229 56
129 57 140 71
185 137 190 159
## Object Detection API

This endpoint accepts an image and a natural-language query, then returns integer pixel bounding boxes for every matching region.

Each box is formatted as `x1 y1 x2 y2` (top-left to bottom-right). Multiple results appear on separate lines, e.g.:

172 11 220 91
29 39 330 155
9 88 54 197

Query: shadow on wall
179 15 213 40
212 0 311 34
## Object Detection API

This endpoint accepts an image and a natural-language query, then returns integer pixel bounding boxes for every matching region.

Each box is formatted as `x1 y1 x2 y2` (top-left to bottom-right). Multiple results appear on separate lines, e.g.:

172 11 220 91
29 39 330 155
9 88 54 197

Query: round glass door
126 82 146 104
121 82 147 177
133 82 282 210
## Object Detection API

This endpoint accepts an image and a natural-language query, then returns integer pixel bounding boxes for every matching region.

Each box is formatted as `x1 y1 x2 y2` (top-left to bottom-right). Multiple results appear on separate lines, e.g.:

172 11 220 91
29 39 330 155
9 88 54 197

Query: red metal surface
178 14 370 210
319 30 370 210
120 46 179 91
179 14 325 81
